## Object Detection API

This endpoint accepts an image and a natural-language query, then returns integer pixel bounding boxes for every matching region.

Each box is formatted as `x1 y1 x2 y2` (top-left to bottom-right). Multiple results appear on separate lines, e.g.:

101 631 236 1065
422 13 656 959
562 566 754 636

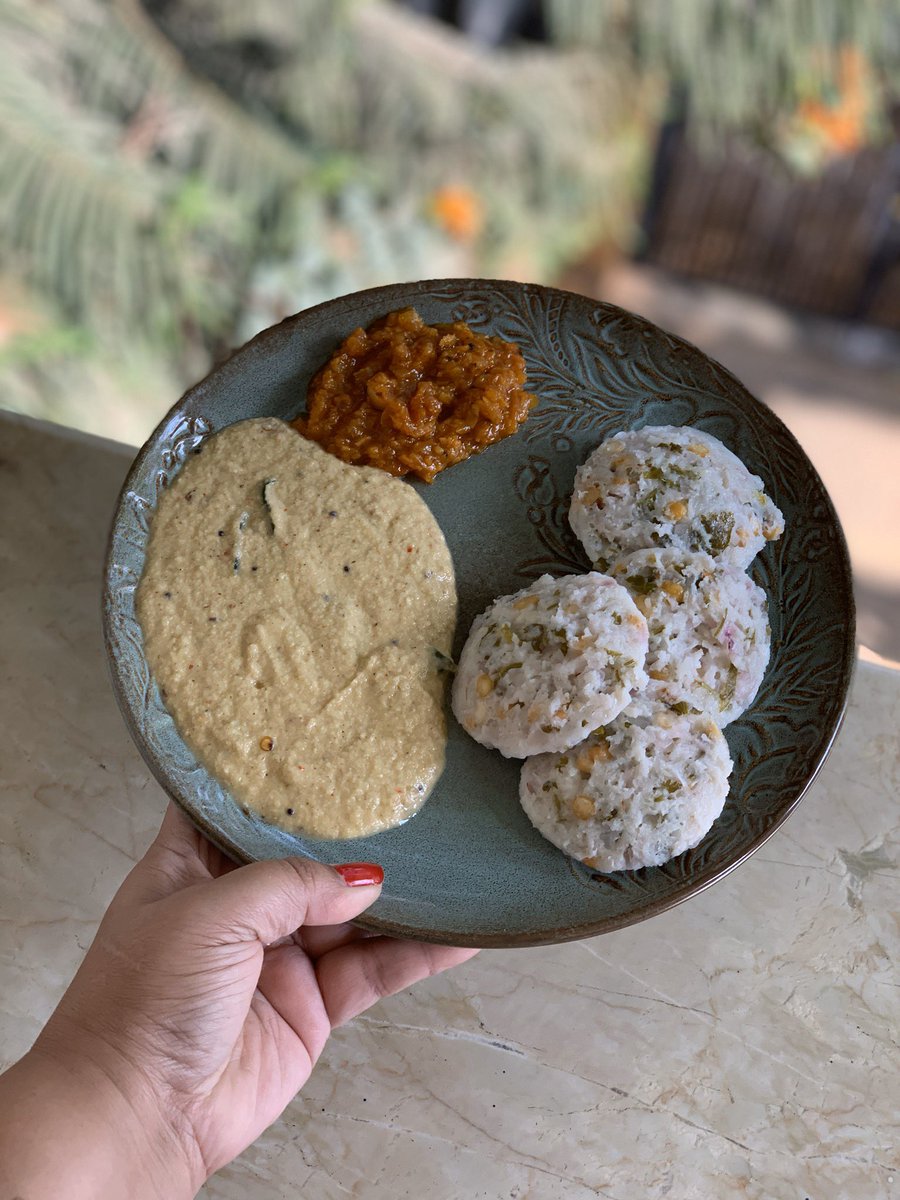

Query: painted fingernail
333 862 384 887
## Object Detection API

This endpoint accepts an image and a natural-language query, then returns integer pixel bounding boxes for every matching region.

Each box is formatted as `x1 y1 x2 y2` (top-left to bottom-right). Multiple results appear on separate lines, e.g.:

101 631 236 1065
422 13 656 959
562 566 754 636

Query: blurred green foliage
0 0 896 440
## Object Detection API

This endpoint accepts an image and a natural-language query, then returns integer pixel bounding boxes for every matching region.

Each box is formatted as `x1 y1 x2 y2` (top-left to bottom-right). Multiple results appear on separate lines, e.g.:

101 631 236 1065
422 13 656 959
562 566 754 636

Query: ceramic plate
103 279 855 947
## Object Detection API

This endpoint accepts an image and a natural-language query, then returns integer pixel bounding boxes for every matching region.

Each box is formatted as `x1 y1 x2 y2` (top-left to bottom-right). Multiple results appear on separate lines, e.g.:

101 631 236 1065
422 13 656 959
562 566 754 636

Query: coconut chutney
136 418 456 839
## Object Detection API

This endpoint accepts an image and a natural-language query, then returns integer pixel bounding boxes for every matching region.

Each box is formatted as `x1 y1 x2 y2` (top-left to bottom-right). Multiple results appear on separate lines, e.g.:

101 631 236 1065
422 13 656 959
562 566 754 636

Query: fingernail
333 862 384 887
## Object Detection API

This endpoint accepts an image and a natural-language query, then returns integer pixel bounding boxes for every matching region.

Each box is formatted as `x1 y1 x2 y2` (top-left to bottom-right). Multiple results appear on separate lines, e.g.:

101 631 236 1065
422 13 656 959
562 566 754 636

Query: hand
0 804 477 1199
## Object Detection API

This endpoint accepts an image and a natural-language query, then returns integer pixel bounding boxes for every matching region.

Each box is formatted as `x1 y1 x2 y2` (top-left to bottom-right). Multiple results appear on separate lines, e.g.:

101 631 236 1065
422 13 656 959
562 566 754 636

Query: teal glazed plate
103 279 855 947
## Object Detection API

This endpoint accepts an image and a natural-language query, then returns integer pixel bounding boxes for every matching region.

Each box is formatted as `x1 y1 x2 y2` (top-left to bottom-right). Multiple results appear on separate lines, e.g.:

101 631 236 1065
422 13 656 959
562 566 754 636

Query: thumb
172 856 384 946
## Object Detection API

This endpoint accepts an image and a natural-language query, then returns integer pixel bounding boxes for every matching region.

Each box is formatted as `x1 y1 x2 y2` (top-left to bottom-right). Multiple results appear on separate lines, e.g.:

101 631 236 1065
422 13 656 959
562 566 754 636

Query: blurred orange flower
429 184 484 241
796 46 870 155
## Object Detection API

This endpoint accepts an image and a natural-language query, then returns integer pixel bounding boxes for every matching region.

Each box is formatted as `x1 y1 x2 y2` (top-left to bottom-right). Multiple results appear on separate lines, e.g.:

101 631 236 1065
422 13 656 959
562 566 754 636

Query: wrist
0 1037 204 1200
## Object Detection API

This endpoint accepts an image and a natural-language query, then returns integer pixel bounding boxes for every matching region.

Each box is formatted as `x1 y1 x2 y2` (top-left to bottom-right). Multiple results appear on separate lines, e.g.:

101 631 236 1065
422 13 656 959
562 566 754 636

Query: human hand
0 804 477 1199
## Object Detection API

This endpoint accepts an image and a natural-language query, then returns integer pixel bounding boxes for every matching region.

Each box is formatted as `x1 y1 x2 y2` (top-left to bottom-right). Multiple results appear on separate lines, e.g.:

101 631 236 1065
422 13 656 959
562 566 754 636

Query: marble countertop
1 410 897 1199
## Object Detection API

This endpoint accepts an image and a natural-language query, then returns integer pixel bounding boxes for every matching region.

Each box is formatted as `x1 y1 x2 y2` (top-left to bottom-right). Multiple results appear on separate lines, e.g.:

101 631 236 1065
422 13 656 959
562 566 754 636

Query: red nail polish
333 862 384 887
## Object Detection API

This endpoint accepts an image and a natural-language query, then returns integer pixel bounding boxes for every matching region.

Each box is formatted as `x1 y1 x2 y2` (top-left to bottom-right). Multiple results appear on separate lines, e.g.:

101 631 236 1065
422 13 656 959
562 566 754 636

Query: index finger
316 937 479 1027
117 803 239 907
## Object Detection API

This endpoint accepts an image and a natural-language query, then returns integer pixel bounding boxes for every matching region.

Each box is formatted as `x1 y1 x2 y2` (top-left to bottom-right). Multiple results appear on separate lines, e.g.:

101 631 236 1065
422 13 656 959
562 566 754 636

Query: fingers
316 938 479 1027
155 800 199 852
293 922 376 959
117 803 233 907
110 804 200 906
256 921 386 1069
257 946 333 1066
180 856 383 947
152 804 241 880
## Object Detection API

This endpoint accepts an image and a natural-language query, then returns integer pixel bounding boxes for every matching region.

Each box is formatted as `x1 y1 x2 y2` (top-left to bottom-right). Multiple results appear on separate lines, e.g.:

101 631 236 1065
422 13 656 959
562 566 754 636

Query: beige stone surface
1 411 898 1199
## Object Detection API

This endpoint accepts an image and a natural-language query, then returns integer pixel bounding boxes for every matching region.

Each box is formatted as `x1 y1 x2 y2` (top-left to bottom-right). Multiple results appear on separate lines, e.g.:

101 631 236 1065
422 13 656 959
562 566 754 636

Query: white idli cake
519 712 732 872
451 572 648 758
568 424 784 571
611 548 770 726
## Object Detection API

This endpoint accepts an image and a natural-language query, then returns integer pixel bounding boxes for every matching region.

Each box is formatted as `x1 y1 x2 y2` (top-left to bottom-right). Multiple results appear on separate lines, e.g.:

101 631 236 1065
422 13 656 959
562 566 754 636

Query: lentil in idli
611 548 770 726
569 424 783 571
519 712 732 872
451 572 648 758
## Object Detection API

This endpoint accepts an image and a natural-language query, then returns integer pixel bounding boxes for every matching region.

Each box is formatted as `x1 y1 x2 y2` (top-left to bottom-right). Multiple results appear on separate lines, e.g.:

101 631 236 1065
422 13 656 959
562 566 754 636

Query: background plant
1 0 896 439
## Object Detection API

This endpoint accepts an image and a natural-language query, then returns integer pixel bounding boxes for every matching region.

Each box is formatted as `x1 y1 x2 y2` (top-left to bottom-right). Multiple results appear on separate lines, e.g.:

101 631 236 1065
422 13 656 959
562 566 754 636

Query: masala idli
520 711 732 872
611 548 771 726
569 424 783 571
451 572 648 758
